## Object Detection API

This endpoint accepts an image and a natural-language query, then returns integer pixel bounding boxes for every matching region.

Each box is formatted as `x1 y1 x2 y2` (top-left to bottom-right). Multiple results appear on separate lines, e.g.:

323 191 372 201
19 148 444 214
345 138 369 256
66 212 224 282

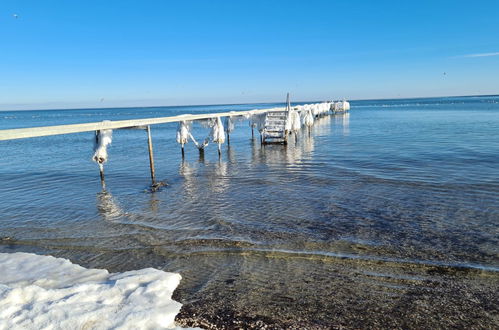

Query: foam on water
0 252 186 330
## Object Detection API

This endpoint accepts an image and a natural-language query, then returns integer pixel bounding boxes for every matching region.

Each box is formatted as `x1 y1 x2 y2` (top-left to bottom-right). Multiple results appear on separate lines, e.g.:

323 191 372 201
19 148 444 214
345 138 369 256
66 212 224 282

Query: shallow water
1 96 498 328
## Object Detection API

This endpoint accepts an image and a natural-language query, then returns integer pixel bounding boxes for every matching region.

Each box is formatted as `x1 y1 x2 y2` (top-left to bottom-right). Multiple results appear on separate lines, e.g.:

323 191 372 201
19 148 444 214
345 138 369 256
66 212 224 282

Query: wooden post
181 143 185 158
227 133 230 145
218 143 222 157
95 130 105 188
146 125 156 186
251 126 254 139
99 163 105 189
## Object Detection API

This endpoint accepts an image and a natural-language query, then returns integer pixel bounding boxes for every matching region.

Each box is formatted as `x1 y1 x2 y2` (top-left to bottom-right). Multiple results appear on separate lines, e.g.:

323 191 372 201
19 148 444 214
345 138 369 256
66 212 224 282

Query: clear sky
1 0 499 110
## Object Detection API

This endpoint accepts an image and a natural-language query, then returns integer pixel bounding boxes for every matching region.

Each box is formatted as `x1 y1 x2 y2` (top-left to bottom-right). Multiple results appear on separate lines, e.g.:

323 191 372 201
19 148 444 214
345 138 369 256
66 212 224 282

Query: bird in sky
13 14 18 19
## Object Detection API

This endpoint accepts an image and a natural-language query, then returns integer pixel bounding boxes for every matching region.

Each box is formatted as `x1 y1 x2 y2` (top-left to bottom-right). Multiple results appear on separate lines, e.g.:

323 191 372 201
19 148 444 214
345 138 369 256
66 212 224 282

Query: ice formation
291 110 301 132
211 117 225 144
224 116 234 134
92 129 112 164
304 109 314 127
176 121 190 145
332 100 350 111
285 109 301 133
252 114 266 133
0 252 185 330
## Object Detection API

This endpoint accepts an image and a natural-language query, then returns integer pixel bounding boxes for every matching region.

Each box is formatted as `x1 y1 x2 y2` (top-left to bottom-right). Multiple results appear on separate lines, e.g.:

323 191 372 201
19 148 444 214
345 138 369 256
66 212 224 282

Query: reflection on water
96 190 124 221
333 112 349 136
342 112 350 135
1 98 499 328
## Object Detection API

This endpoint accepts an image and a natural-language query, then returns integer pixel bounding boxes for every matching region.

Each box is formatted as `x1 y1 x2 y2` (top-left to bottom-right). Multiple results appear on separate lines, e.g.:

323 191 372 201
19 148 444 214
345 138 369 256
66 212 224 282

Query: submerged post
99 164 105 188
146 125 156 186
94 130 106 188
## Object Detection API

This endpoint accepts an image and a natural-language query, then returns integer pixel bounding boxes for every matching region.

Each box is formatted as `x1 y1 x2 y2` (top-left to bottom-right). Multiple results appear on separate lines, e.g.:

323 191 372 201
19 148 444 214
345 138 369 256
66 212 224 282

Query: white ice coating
312 104 320 117
0 252 185 330
332 100 350 111
176 121 190 145
342 100 351 111
224 116 234 134
92 128 112 164
303 109 314 127
211 117 225 144
290 110 301 132
253 114 266 132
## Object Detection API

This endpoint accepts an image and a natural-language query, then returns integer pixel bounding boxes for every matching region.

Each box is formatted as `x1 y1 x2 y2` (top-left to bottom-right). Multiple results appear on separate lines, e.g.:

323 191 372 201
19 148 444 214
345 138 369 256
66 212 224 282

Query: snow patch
0 252 187 330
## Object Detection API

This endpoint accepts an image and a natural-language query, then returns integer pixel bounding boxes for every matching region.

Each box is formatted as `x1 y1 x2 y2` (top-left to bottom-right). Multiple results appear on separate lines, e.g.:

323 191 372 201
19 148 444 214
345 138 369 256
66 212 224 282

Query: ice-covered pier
0 97 349 189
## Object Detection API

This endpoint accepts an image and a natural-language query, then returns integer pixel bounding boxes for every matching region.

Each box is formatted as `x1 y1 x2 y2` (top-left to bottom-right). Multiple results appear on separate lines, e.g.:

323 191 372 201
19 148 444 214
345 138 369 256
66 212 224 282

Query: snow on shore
0 252 185 329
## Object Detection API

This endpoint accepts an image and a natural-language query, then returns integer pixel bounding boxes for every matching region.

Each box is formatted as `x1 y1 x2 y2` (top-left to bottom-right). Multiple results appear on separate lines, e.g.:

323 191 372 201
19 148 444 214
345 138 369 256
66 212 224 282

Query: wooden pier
0 108 283 141
0 99 343 190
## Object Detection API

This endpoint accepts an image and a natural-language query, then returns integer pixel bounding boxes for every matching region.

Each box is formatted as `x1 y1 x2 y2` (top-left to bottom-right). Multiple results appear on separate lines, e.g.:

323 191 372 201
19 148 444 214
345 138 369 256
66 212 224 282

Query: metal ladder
262 111 288 144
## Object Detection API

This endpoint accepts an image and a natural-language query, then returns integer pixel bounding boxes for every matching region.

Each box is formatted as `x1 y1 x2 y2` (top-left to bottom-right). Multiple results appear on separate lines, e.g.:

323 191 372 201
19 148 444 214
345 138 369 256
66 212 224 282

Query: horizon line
1 93 498 112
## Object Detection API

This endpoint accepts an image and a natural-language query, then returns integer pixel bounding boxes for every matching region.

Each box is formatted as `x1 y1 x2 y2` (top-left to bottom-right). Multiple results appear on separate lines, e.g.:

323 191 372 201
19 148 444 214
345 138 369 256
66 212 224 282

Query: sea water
1 96 498 328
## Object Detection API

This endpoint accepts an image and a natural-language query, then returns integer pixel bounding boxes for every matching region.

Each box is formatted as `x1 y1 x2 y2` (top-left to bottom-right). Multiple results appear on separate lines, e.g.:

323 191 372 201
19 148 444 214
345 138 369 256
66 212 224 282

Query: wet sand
171 252 498 329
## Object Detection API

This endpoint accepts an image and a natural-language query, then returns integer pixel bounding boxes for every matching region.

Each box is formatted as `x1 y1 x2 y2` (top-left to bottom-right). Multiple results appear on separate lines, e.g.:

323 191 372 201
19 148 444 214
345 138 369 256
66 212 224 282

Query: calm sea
1 96 498 328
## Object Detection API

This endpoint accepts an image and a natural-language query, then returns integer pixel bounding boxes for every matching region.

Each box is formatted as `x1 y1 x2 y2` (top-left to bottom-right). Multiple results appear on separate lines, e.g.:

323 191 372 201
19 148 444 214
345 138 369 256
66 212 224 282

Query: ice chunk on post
93 128 113 164
0 252 185 329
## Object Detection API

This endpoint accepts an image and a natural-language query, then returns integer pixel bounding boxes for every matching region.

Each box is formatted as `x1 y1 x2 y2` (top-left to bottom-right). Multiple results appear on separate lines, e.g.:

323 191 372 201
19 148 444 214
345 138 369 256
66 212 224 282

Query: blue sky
1 0 498 110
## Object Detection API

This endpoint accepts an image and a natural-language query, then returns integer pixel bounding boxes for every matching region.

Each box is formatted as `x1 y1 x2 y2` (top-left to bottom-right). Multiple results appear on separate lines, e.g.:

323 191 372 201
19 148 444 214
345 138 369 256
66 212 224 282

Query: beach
1 96 498 328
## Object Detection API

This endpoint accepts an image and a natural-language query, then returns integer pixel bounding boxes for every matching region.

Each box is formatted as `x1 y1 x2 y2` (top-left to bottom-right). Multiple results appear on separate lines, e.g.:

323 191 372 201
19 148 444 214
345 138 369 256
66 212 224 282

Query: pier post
146 125 156 186
95 130 106 188
99 164 105 189
181 143 185 158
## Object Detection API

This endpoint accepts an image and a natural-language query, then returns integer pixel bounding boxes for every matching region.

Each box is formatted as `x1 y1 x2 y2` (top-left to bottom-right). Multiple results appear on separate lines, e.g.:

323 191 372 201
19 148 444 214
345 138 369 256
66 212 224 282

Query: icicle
224 117 234 134
176 121 191 157
255 114 266 133
285 109 301 133
291 110 301 132
93 129 112 164
211 117 225 144
304 110 314 127
176 121 190 145
224 116 234 144
210 117 224 156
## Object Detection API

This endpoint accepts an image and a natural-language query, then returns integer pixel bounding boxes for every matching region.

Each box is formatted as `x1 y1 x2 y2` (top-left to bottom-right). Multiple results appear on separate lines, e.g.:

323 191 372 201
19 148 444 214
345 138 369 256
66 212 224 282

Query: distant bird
443 72 447 75
13 14 18 19
100 98 105 103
